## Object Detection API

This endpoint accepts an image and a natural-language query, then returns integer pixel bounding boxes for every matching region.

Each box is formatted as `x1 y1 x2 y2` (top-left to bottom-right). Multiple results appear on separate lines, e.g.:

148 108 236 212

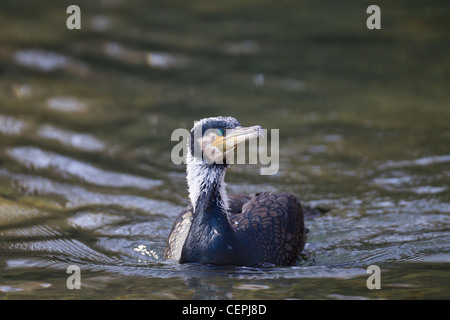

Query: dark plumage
164 116 312 266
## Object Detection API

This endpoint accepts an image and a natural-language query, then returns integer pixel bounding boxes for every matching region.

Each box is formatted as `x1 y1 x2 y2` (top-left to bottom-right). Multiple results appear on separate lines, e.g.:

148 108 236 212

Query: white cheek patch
197 133 225 164
204 145 224 164
196 132 216 151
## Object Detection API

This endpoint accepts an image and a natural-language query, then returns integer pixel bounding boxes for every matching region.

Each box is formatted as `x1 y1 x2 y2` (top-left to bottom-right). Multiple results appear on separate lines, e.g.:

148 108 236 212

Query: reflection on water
0 169 176 214
14 49 90 76
7 146 162 189
0 115 26 135
14 49 69 72
0 0 449 299
46 96 87 113
37 124 106 152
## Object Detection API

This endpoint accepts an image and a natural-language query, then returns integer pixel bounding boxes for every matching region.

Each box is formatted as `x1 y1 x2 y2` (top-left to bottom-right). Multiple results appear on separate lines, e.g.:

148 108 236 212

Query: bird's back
164 192 305 266
228 192 305 266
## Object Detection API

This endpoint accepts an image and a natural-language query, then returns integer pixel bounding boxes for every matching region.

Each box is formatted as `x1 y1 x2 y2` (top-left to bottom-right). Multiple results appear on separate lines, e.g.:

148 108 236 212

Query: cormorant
164 116 306 266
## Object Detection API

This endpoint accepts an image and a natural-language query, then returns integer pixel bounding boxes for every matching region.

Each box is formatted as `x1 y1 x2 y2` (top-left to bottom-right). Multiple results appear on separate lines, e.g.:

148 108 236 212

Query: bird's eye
216 128 225 136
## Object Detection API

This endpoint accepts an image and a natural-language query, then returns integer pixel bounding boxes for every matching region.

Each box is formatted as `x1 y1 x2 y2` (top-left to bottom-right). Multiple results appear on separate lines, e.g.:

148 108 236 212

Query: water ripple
46 96 87 113
14 49 69 72
37 124 106 152
0 200 48 227
379 155 450 169
7 146 162 189
13 49 89 75
1 238 117 265
0 115 27 136
0 169 179 216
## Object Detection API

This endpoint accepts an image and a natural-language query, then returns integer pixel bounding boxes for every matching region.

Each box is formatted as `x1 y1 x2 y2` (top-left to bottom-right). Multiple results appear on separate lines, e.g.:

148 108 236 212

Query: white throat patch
186 151 229 213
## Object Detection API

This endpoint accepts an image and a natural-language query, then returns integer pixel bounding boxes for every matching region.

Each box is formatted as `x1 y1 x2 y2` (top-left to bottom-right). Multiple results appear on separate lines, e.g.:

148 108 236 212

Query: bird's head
188 116 263 166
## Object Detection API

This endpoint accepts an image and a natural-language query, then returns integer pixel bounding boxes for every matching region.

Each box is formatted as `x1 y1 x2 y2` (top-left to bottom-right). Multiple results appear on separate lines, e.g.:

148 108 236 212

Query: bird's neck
186 158 229 214
182 158 253 265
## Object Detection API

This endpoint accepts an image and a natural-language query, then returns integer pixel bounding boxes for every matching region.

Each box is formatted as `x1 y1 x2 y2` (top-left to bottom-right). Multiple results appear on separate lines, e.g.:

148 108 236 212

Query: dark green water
0 0 449 299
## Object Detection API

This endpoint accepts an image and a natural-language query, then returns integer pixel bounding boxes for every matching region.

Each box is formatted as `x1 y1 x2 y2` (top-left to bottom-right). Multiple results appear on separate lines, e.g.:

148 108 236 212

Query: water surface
0 0 449 299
